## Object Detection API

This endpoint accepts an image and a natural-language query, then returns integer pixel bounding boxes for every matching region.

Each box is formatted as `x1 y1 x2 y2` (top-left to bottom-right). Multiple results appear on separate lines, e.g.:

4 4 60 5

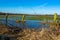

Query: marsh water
0 18 49 29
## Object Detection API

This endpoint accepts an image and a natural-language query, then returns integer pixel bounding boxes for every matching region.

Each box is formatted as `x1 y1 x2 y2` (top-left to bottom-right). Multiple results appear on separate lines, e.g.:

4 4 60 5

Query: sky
0 0 60 15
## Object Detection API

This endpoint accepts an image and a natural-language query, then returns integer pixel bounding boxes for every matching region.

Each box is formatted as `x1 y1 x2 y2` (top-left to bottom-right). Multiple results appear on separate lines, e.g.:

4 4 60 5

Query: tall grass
17 28 60 40
0 24 60 40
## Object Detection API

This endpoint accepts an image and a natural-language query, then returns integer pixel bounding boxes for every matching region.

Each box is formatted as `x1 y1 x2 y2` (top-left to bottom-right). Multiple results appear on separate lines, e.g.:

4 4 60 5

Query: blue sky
0 0 60 15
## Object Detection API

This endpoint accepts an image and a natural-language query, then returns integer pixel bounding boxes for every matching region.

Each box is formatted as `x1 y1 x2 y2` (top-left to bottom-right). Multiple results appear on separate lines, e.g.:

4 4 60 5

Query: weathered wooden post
22 15 25 22
54 13 57 22
22 15 25 28
49 13 57 29
6 13 8 27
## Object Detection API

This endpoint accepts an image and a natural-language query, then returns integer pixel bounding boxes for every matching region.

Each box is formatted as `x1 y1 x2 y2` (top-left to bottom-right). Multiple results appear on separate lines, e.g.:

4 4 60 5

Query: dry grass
0 24 60 40
0 24 8 34
17 28 60 40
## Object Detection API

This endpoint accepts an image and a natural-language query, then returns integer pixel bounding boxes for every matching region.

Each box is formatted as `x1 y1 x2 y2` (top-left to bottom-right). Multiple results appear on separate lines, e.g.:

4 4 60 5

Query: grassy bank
0 15 60 21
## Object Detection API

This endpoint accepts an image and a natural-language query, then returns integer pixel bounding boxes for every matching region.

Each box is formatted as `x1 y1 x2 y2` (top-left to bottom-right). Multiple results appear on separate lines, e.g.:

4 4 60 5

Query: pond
0 18 49 29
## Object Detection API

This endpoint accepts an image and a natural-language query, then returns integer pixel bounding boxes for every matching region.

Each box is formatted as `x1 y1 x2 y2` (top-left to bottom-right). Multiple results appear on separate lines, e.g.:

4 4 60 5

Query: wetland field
0 13 60 40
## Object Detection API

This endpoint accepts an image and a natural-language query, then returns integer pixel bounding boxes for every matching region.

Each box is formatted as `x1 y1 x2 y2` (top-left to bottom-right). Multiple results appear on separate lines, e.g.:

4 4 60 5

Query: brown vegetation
0 24 60 40
17 28 60 40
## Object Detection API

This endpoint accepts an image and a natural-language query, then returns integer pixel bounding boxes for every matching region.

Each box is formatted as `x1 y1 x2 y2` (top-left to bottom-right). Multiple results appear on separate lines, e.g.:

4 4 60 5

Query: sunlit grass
17 27 60 40
0 23 60 40
0 15 60 20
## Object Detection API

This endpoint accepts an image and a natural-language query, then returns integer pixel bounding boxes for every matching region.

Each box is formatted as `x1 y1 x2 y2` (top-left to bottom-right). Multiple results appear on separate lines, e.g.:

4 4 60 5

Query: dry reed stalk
17 28 60 40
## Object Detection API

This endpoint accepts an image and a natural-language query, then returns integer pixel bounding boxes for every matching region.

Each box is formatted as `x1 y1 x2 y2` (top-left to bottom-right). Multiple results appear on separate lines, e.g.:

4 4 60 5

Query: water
0 18 49 29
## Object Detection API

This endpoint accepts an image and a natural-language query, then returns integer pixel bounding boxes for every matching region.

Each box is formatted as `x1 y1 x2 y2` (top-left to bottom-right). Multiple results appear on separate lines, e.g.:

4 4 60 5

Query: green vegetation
0 15 60 21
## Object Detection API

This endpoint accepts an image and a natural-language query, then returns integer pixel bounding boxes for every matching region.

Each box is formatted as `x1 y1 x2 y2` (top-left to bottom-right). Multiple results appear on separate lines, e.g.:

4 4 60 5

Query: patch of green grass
0 15 60 21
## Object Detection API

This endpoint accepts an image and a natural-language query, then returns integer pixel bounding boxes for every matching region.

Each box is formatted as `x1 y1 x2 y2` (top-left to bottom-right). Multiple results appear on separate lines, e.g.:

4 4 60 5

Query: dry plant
17 28 60 40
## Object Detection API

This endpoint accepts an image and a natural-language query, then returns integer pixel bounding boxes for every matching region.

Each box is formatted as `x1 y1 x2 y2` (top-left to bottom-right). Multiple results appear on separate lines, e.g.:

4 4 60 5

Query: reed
17 28 60 40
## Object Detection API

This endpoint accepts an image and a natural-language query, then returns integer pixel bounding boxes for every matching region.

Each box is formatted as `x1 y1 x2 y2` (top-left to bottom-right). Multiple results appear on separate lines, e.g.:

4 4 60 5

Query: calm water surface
0 18 49 29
